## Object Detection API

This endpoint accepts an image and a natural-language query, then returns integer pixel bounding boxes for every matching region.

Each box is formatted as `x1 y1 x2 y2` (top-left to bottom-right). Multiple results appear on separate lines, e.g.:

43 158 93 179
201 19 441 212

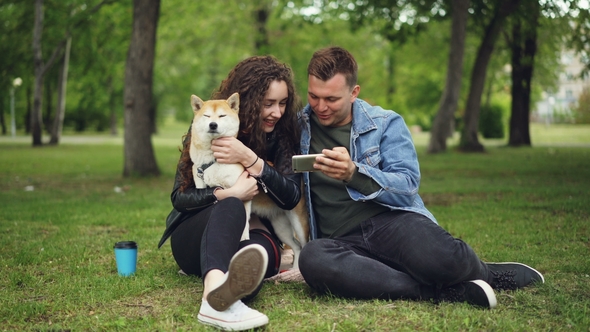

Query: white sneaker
207 244 268 311
198 300 269 331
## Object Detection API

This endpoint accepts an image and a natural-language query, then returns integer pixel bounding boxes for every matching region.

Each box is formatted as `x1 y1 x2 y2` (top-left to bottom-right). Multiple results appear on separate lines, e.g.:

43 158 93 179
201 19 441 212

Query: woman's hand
211 137 254 165
211 137 262 174
213 171 259 202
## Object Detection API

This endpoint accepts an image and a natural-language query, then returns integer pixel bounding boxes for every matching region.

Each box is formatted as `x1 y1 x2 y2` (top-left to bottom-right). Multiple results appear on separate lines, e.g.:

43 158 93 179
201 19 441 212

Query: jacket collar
350 99 378 135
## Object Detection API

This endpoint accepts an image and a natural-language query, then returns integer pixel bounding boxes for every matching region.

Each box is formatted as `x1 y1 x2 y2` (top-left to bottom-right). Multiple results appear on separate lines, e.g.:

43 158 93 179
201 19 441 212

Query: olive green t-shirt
309 113 390 238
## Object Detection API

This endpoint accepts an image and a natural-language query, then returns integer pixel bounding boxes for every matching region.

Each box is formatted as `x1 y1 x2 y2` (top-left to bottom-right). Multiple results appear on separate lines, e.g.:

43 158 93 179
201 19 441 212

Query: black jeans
170 197 281 298
299 210 490 300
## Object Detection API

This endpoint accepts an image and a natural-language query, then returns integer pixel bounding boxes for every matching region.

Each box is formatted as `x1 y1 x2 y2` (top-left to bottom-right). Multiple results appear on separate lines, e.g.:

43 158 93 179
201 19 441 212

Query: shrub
573 87 590 124
479 104 505 139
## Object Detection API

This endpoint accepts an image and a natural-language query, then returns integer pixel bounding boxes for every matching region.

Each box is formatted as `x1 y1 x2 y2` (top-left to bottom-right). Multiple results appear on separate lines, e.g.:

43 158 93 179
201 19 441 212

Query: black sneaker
438 280 497 309
487 262 545 291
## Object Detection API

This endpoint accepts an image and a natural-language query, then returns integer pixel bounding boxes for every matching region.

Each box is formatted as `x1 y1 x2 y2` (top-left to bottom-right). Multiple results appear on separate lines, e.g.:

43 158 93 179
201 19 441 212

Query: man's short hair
307 46 358 89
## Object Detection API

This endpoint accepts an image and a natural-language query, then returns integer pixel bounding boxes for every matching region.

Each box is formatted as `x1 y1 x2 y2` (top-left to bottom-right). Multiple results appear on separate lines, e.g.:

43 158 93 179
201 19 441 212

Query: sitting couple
158 47 544 331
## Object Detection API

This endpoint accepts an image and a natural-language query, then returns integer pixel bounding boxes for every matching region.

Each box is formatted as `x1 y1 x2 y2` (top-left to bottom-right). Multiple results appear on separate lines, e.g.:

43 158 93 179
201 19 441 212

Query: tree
427 0 470 153
155 0 257 123
507 1 539 147
254 2 271 55
506 1 589 146
123 0 161 177
32 0 66 146
568 4 590 77
459 0 521 152
49 36 71 145
66 0 131 134
310 0 442 117
573 87 590 123
31 0 115 146
0 1 33 136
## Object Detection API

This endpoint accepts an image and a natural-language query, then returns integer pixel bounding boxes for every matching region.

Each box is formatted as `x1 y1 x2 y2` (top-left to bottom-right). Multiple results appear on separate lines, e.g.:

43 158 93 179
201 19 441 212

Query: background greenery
2 0 586 137
1 122 589 331
1 0 589 330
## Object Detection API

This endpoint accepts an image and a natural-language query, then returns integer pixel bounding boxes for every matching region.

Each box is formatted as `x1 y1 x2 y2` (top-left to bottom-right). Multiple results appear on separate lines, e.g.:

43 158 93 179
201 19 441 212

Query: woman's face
260 80 288 133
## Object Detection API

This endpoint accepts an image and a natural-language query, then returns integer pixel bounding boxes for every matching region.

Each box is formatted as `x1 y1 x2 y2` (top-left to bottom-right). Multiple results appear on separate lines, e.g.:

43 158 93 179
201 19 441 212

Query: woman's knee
215 196 244 211
212 197 246 224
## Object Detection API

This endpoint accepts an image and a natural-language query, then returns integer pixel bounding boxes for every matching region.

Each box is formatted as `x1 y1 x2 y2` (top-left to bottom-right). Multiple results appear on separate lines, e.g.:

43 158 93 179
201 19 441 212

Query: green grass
1 122 589 331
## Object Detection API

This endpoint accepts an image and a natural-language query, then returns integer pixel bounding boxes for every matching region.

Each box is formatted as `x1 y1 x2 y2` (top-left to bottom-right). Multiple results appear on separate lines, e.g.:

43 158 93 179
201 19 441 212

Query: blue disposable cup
114 241 137 276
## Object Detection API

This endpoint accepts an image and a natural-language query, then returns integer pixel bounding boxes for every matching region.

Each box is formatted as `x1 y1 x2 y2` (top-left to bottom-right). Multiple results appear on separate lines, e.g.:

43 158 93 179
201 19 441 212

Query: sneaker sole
470 279 497 309
198 312 269 331
207 245 268 311
487 262 545 284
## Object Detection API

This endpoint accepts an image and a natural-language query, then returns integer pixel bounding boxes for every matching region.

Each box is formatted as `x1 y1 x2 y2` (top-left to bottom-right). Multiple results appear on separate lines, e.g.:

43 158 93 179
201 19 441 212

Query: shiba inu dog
189 93 308 269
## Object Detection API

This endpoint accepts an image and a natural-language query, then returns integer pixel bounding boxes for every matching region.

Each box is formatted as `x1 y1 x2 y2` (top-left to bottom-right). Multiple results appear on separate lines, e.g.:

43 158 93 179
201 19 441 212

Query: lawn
1 122 589 331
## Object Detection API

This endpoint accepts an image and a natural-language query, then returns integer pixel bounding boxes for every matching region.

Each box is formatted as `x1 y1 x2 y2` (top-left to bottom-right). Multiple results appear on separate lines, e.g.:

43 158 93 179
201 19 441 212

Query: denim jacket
299 98 437 239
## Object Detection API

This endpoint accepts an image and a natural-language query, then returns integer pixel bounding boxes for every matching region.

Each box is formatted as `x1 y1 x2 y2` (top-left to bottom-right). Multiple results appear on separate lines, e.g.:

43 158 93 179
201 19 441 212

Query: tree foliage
567 0 590 77
1 0 585 158
0 1 33 111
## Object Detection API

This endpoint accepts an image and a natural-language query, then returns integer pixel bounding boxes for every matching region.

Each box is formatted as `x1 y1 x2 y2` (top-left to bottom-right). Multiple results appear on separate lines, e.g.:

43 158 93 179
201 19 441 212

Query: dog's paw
264 268 305 284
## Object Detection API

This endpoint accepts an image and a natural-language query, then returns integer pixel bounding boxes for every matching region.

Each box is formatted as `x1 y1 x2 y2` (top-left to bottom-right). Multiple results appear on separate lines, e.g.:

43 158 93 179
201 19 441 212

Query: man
297 46 544 308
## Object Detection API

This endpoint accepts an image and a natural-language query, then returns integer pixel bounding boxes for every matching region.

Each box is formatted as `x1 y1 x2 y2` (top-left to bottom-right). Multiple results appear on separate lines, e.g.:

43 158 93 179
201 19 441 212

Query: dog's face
191 93 240 139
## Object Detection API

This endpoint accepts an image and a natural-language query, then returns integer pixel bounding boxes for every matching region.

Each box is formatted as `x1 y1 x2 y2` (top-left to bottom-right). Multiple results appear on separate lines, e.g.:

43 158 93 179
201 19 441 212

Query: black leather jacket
158 135 301 248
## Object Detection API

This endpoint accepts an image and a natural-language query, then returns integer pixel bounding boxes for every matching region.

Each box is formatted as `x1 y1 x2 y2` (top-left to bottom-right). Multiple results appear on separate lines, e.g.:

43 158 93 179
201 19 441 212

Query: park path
1 134 589 148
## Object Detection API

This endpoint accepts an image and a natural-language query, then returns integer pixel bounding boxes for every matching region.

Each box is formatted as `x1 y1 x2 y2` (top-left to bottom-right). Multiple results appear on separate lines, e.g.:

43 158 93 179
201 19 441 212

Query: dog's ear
191 95 204 113
227 93 240 113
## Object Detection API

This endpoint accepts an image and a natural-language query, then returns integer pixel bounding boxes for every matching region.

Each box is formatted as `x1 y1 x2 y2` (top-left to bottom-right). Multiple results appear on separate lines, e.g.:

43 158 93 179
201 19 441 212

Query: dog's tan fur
189 93 309 269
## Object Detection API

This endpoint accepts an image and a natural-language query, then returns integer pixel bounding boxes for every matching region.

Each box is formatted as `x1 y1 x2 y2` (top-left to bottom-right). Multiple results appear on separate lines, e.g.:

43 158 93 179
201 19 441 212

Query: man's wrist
343 165 358 184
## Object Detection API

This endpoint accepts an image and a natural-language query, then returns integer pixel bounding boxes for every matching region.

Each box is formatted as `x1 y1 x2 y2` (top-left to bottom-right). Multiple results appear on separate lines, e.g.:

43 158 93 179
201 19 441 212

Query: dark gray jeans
299 210 490 300
170 197 281 282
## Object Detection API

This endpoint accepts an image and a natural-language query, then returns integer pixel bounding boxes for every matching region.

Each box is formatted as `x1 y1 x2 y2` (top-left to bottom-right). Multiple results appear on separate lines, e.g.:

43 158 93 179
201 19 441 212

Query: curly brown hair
178 56 302 192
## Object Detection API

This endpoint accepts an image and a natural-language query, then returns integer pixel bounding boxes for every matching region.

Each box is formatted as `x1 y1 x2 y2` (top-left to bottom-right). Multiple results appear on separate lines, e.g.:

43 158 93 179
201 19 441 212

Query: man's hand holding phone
292 147 356 182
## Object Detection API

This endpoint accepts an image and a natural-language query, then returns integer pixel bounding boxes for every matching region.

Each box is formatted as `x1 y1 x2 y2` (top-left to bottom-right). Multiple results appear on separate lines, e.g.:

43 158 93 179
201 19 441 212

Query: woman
158 56 302 331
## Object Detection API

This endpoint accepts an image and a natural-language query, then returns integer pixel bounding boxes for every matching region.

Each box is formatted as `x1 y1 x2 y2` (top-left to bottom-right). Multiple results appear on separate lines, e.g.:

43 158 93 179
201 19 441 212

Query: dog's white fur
189 93 308 269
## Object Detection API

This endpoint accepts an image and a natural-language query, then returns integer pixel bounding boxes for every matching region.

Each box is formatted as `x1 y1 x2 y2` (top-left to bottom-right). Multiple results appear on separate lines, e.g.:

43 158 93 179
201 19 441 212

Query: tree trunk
509 2 539 147
427 0 469 154
386 43 396 105
32 0 45 146
50 36 71 145
123 0 161 177
0 93 6 135
460 0 521 152
44 73 53 133
254 4 270 55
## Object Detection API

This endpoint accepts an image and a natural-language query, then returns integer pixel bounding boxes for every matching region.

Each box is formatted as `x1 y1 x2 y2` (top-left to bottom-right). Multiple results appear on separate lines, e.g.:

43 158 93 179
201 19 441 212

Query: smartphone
292 154 325 173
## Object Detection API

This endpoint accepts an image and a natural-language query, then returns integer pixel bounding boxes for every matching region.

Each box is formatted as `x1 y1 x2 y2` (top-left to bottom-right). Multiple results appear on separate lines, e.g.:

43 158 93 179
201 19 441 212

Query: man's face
307 73 360 127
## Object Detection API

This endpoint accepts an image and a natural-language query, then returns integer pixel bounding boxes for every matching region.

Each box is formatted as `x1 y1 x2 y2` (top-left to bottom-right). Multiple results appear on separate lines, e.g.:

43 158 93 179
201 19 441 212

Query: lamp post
10 77 22 138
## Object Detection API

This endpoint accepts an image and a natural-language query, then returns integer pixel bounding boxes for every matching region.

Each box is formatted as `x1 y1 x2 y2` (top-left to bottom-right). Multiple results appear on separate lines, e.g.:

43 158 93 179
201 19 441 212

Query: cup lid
114 241 137 249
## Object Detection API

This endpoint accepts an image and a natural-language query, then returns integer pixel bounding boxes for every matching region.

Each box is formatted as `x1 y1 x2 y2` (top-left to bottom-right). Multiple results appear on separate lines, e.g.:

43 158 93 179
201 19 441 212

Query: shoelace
436 284 464 303
225 300 252 318
491 270 517 290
